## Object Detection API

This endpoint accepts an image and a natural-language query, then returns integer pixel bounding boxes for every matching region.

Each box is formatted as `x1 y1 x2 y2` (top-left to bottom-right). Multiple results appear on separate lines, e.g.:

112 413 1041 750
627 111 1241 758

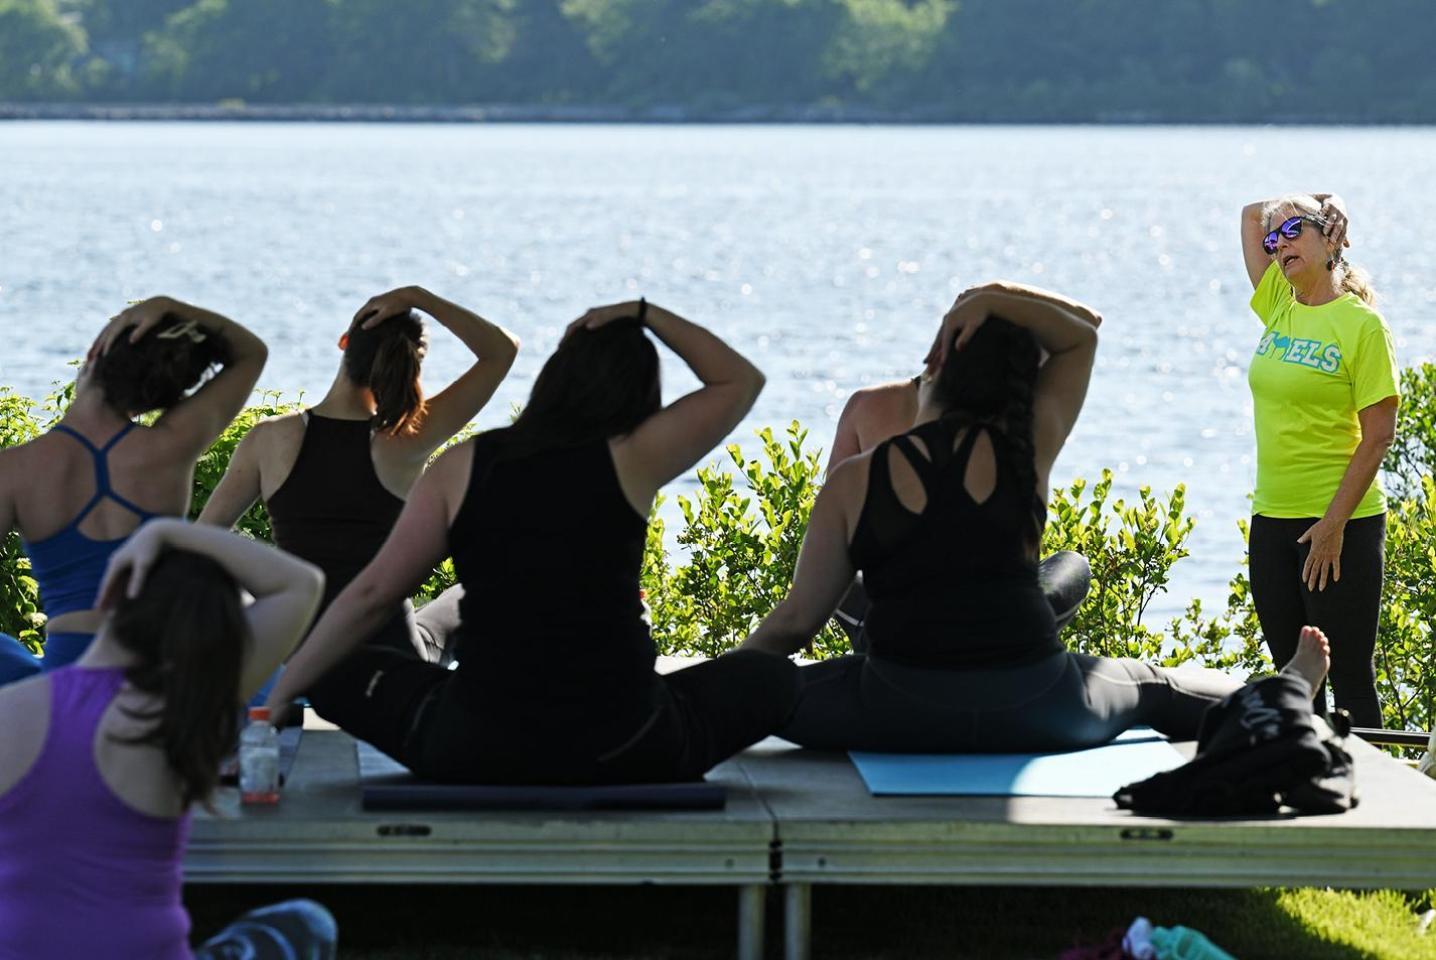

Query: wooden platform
187 729 1436 960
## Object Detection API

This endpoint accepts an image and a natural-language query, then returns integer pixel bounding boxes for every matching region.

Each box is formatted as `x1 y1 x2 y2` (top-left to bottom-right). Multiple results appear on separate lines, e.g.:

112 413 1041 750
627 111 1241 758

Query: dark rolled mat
356 741 726 811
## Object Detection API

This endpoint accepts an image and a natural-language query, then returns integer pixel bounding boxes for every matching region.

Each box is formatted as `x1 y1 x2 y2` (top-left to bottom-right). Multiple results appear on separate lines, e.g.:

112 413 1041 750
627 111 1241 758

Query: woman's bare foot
1280 625 1331 693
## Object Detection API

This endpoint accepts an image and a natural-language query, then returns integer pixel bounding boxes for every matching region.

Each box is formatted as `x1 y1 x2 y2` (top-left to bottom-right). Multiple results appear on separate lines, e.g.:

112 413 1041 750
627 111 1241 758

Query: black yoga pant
366 584 466 666
193 898 336 960
780 651 1242 753
1248 513 1384 728
308 648 798 784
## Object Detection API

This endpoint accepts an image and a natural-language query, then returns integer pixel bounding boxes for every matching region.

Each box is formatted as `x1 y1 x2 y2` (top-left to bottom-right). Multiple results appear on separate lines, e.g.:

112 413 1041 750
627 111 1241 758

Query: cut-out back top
21 424 161 619
848 416 1060 669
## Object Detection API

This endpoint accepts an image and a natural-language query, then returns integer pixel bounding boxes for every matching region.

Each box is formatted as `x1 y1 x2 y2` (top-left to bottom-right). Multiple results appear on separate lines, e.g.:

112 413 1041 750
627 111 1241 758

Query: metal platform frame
189 732 1436 960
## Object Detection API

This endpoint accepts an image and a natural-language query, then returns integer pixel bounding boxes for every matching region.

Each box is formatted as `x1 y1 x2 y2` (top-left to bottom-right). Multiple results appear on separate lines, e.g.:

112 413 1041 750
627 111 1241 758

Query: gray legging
193 899 336 959
781 651 1243 753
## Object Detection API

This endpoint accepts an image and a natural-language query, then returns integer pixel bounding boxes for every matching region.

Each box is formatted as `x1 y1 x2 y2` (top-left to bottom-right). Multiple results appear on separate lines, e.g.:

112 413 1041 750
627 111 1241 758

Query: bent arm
741 461 860 657
403 288 521 457
1241 201 1275 289
196 427 263 528
264 443 469 708
106 520 324 699
150 299 268 458
612 302 765 505
968 281 1103 329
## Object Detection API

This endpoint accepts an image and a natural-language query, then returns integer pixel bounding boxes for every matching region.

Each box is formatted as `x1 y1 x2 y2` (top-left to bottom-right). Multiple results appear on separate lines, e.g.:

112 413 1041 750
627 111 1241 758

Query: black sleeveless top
448 434 657 752
848 416 1060 669
267 413 406 616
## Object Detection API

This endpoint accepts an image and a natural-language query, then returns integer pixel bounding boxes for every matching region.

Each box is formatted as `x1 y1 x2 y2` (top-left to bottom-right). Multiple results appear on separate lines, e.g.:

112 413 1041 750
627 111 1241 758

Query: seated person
265 300 798 785
825 283 1103 648
0 297 266 685
201 286 521 666
0 519 335 959
742 285 1330 753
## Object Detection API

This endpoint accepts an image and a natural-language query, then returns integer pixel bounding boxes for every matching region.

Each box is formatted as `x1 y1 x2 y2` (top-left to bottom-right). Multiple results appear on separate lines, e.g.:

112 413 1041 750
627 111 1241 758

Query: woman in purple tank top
0 519 334 960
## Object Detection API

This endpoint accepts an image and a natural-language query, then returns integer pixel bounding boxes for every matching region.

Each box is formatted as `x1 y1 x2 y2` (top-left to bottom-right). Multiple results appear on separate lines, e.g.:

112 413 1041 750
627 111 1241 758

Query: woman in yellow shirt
1239 192 1399 729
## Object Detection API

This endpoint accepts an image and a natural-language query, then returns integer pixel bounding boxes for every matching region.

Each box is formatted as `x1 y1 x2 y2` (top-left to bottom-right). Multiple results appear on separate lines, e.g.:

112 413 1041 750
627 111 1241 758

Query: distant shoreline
1 102 1428 125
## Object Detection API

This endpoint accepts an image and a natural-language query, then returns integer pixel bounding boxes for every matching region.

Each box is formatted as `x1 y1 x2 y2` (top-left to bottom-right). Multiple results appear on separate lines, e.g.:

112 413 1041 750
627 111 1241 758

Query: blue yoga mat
850 728 1185 798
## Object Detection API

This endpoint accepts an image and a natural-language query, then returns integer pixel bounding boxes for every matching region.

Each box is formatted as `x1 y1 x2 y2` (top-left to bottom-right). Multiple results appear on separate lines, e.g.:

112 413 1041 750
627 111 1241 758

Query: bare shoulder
0 674 50 797
846 379 918 410
823 448 874 511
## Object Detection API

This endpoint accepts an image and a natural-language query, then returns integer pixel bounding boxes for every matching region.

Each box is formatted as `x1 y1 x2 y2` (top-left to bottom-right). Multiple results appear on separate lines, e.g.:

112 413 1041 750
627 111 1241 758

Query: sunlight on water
3 122 1434 619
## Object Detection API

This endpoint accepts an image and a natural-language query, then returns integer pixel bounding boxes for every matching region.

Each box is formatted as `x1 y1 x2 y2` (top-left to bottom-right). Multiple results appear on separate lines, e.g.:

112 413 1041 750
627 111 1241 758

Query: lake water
3 122 1434 622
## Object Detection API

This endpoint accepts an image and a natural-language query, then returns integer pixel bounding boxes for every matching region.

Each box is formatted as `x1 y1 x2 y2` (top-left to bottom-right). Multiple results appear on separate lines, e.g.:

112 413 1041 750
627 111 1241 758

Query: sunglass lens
1262 231 1280 254
1280 216 1305 239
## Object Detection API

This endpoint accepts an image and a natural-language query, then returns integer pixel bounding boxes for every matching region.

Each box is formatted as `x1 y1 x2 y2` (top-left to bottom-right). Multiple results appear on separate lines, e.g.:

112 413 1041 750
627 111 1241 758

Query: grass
186 883 1436 959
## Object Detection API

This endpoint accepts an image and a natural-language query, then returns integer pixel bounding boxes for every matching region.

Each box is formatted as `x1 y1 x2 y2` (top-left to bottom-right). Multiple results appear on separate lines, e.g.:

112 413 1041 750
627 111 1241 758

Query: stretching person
0 297 266 685
1239 194 1398 728
741 286 1331 752
826 283 1102 648
199 286 519 664
265 300 798 784
0 519 334 959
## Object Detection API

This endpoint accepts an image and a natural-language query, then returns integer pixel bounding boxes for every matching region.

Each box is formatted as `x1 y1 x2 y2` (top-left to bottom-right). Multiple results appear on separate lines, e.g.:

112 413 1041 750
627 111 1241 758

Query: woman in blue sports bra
0 296 267 685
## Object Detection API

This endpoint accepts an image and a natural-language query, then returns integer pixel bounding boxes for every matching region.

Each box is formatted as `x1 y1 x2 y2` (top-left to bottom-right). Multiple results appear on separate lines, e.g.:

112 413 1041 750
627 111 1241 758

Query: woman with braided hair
743 284 1332 752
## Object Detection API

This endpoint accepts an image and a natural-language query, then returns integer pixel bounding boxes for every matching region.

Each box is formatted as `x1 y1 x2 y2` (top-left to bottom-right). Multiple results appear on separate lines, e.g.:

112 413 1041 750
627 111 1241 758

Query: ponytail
1337 260 1377 306
343 310 429 436
109 550 246 810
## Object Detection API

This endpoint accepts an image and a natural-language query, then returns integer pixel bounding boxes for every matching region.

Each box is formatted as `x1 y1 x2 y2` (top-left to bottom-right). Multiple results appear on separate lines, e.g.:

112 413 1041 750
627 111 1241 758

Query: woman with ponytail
1239 193 1399 728
740 284 1332 752
263 300 797 786
200 286 519 667
0 519 335 959
0 297 267 686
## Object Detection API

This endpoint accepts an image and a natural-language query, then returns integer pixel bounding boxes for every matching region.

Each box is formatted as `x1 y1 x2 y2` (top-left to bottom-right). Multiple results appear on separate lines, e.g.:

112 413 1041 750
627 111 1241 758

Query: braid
998 352 1042 554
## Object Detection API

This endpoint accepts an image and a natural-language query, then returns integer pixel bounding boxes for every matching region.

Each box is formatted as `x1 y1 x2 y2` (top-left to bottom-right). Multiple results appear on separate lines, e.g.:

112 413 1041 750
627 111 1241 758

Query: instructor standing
1239 192 1399 728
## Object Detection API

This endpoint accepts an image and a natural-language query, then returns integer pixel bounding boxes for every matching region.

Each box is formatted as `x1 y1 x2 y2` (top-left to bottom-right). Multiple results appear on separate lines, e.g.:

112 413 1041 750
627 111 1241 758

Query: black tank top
267 413 406 616
448 434 657 753
848 416 1060 669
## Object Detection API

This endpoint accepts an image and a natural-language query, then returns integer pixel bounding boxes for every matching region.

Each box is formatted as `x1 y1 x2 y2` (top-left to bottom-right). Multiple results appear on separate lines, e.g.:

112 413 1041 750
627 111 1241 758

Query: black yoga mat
355 740 726 812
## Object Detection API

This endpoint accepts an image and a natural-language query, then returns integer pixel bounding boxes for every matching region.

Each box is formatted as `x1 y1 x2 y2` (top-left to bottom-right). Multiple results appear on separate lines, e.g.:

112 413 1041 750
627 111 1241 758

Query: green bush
0 389 46 651
1384 362 1436 502
645 422 847 659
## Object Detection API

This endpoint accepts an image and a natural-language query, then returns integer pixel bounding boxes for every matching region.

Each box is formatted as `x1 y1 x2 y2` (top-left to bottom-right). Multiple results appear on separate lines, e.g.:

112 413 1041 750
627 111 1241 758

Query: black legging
780 651 1242 753
1248 513 1385 728
308 647 798 785
365 584 466 666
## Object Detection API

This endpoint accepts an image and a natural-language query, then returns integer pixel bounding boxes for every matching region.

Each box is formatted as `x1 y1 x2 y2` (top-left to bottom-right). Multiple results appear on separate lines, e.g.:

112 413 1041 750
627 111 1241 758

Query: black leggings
780 651 1242 753
366 584 466 666
1249 513 1384 728
308 647 798 785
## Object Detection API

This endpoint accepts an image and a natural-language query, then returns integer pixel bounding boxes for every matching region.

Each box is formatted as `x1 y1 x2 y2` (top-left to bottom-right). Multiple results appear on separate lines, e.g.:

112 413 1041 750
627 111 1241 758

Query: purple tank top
0 666 192 960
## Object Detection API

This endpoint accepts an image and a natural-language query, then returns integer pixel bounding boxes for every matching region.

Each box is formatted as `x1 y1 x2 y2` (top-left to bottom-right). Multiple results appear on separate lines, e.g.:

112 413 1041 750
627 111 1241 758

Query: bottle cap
248 706 271 722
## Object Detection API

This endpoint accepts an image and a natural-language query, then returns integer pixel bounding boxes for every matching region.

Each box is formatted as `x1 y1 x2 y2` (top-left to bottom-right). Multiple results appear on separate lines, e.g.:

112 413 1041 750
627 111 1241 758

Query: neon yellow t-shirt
1247 261 1399 519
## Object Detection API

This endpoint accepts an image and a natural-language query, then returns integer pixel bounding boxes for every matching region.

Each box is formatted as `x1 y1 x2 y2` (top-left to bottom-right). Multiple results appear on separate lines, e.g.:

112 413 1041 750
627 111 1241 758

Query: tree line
3 0 1435 121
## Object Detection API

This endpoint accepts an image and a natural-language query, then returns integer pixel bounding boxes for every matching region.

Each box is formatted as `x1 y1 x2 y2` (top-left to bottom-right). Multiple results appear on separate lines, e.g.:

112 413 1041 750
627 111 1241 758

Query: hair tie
156 319 208 344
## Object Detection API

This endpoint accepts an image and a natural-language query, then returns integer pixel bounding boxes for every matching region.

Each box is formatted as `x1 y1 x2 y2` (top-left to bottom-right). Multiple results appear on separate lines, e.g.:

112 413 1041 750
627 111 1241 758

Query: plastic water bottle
1149 925 1236 960
239 706 280 805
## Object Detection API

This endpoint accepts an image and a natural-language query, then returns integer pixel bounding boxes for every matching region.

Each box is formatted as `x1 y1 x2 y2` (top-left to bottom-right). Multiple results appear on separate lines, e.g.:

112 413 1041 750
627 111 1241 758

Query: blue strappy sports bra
20 424 160 619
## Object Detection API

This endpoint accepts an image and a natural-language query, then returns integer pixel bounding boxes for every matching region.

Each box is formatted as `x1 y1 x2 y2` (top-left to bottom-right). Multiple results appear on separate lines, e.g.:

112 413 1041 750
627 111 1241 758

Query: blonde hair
1261 194 1376 305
